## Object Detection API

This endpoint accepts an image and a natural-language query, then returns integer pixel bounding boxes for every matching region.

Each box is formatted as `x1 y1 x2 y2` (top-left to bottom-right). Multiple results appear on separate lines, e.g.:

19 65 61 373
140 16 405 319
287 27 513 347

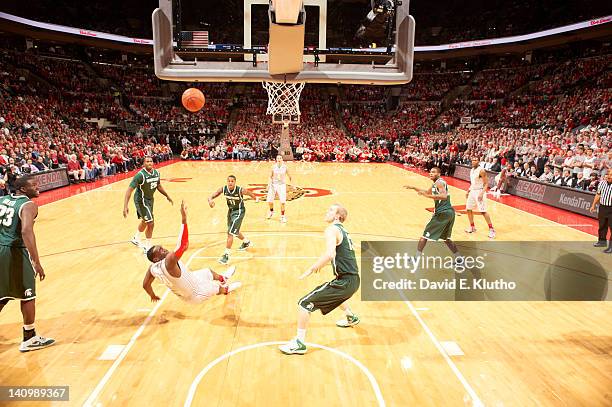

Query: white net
262 81 306 117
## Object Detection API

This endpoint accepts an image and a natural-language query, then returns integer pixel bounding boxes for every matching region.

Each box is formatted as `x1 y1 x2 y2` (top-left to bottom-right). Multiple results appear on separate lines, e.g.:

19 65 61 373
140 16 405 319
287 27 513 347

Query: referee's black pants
598 205 612 243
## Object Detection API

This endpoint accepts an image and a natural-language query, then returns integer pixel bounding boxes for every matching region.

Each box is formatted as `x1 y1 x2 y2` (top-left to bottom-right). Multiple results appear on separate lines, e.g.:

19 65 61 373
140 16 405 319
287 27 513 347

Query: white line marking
404 301 483 407
528 224 592 227
414 307 429 311
184 341 386 407
97 345 126 361
440 341 465 356
194 255 318 260
136 308 151 312
83 247 206 407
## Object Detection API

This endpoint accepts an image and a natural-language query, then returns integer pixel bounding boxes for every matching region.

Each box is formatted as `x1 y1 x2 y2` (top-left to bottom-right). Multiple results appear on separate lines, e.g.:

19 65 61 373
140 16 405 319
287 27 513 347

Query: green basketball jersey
223 185 245 211
130 169 160 202
433 178 453 213
331 224 359 278
0 194 32 247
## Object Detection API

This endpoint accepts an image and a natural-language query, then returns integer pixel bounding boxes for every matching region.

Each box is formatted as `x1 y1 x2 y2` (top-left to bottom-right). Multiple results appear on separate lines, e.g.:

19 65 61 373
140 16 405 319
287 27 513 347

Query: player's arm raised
142 267 159 302
242 187 260 202
157 181 174 205
404 184 427 195
208 187 223 208
419 180 448 200
300 226 338 279
165 201 190 270
21 202 44 281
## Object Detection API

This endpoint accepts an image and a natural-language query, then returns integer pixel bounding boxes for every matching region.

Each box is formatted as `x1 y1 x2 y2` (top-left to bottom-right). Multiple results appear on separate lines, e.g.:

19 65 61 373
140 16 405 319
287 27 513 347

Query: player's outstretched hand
208 198 215 208
150 295 160 302
299 267 318 279
167 196 174 205
123 206 129 218
403 185 415 190
180 200 188 216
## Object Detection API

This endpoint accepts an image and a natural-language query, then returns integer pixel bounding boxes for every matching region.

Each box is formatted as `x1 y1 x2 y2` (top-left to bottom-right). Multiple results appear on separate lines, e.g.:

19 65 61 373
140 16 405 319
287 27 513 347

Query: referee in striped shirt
590 171 612 253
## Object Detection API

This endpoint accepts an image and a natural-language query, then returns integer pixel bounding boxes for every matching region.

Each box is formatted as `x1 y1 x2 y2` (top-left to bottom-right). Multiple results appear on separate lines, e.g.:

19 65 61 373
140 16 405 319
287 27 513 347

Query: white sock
224 248 231 255
416 251 423 258
145 238 151 249
23 324 35 331
243 237 250 244
344 307 354 317
134 231 142 240
296 329 306 342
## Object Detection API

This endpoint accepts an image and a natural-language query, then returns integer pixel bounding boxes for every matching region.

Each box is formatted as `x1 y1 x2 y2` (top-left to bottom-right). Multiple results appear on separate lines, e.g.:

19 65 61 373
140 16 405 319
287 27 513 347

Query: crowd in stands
394 127 611 192
342 102 441 139
0 92 172 195
0 39 610 198
128 98 230 135
404 72 471 101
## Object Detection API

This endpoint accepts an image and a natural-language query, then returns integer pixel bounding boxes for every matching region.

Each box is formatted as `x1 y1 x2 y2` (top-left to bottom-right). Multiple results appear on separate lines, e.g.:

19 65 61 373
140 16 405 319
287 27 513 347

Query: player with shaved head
279 203 360 355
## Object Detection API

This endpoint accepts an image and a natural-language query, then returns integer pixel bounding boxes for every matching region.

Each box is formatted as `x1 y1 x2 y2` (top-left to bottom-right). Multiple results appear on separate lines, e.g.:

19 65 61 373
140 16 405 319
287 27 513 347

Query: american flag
179 31 209 47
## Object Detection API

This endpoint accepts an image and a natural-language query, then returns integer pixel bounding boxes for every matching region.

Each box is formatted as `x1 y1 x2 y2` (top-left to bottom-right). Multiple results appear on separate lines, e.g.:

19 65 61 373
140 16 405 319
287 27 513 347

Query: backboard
153 0 415 85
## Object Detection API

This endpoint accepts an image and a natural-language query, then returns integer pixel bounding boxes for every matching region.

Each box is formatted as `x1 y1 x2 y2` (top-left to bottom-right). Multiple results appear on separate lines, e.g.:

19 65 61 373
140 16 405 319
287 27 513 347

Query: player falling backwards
266 155 292 223
0 176 55 352
465 157 496 238
208 175 259 265
123 156 174 253
143 201 241 303
279 204 360 355
404 166 461 259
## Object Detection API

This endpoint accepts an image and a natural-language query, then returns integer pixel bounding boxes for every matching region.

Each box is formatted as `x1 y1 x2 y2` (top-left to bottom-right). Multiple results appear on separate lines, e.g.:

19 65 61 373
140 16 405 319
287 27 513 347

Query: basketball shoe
20 335 55 352
279 338 307 355
222 265 236 280
238 241 251 251
336 314 360 328
130 235 141 247
218 253 229 265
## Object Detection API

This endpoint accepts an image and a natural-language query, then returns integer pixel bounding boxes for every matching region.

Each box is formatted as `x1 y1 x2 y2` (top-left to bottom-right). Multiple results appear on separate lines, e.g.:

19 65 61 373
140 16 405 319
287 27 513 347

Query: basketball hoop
262 81 305 121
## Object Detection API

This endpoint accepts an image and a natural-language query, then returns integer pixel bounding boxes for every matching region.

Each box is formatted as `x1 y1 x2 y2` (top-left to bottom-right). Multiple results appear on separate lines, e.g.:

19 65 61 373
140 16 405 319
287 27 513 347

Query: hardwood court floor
0 161 610 407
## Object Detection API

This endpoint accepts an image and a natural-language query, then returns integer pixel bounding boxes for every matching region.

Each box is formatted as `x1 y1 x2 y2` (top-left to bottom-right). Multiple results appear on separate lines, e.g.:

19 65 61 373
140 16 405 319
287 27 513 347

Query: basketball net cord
262 81 306 117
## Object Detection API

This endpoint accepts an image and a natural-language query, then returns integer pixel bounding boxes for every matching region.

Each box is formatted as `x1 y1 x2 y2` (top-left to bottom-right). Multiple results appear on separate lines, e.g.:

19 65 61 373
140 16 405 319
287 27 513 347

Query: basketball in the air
181 88 205 112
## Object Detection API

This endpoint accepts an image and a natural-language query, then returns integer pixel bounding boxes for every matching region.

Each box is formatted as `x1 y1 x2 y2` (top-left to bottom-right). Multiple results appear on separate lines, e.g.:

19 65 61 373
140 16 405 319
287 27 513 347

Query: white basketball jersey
150 259 199 301
272 164 287 185
470 167 484 190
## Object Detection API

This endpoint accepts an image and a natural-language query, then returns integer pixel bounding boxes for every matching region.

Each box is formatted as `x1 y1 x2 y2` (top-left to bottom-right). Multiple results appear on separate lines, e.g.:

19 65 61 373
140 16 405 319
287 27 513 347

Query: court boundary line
404 301 484 407
183 341 386 407
81 246 206 407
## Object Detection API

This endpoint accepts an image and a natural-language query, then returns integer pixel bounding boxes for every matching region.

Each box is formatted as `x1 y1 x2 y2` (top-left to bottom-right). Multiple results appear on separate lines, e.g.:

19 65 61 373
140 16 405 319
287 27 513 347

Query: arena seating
1 43 610 194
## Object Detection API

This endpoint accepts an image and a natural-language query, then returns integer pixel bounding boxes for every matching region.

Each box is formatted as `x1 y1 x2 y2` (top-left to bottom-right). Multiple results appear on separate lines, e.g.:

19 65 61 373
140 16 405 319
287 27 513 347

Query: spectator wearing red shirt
67 154 85 183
